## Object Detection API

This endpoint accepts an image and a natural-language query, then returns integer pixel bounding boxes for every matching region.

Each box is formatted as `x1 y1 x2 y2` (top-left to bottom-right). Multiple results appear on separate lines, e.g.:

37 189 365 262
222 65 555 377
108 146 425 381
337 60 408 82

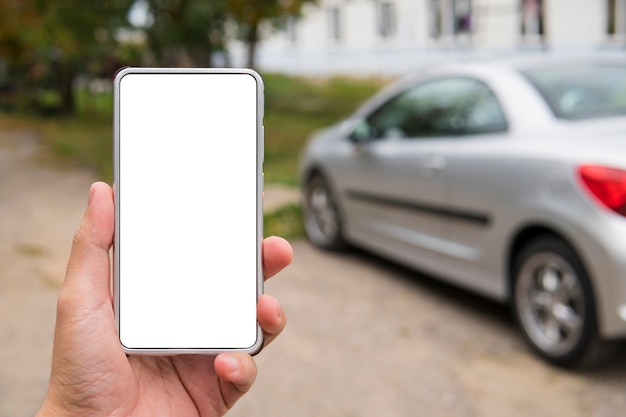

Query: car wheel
512 235 598 367
303 173 346 250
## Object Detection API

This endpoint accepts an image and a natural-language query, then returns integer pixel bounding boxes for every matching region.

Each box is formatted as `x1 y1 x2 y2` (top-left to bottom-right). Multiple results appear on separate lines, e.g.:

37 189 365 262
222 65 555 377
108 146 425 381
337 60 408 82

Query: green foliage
262 72 385 185
0 2 41 65
0 72 385 185
35 1 132 61
142 0 228 66
0 111 113 179
0 0 322 113
264 203 304 240
0 0 134 114
46 117 114 180
75 86 114 118
264 72 384 119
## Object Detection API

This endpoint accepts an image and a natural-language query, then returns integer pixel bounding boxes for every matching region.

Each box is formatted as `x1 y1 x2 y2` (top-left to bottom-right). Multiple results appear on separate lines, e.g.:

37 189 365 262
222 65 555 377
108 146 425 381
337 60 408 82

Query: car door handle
419 155 447 176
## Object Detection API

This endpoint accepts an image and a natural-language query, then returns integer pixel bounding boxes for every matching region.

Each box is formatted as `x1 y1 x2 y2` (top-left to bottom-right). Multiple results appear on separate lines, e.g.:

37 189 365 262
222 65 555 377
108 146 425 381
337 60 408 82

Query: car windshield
521 63 626 120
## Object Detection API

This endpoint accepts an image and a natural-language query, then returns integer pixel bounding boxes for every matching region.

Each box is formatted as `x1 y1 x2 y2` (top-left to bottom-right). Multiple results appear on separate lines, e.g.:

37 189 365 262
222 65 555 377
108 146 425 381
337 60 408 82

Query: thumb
58 181 115 316
44 183 128 417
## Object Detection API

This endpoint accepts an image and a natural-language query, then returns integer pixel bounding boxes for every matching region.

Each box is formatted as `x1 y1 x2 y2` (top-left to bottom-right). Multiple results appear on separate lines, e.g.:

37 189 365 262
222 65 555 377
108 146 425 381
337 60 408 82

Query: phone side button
261 125 265 163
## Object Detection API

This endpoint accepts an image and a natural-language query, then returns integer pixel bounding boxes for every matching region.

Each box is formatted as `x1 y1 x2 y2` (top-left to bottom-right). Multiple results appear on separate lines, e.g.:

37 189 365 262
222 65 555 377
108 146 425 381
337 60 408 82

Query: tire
303 173 347 250
512 235 600 367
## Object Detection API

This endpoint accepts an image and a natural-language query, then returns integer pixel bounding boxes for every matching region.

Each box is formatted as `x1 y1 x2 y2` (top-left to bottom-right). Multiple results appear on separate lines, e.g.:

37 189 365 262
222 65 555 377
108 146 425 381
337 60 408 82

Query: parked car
298 54 626 367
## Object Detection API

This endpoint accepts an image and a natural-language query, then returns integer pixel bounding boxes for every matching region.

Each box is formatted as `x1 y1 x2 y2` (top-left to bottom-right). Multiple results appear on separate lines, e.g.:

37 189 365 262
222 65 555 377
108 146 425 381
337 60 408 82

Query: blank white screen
117 72 260 350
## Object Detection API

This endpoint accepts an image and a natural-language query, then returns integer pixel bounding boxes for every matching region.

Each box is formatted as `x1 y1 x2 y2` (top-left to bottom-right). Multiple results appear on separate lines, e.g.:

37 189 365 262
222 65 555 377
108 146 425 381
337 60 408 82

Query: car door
338 77 494 272
431 78 511 297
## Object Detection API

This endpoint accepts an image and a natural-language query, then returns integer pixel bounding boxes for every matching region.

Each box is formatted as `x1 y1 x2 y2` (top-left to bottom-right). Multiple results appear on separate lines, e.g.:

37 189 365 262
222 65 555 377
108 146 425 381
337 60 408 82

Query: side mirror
348 120 373 143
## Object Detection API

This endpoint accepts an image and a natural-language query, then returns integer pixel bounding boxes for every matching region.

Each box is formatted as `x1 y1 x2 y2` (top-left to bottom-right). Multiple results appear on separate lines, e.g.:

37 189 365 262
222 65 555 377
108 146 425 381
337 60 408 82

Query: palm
124 355 228 417
38 183 291 417
52 302 241 417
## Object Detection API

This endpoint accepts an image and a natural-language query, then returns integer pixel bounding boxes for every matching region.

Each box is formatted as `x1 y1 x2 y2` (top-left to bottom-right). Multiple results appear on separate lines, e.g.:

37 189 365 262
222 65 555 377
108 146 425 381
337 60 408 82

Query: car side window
363 77 508 140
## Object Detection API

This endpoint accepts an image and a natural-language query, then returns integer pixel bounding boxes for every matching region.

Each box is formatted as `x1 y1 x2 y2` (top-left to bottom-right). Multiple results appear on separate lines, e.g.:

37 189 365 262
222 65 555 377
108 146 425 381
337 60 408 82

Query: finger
59 182 115 315
214 353 257 409
257 294 286 348
262 236 293 280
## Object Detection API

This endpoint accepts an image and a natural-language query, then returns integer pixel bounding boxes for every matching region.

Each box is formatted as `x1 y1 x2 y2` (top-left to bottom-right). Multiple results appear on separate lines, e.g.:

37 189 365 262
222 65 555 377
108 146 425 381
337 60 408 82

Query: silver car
299 55 626 367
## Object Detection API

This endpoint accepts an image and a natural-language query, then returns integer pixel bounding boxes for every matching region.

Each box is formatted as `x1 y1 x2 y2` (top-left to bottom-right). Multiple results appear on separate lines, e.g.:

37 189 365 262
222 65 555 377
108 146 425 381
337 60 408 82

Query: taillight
578 165 626 216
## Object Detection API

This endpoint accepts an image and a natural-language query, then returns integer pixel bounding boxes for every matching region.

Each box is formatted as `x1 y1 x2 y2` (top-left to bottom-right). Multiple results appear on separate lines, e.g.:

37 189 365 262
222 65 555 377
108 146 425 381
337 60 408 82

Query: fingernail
88 184 96 205
223 355 239 373
276 303 284 321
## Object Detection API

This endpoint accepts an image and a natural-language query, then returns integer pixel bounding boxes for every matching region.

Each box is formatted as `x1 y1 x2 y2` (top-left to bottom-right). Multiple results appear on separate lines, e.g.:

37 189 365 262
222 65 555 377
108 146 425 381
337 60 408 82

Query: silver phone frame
112 67 264 355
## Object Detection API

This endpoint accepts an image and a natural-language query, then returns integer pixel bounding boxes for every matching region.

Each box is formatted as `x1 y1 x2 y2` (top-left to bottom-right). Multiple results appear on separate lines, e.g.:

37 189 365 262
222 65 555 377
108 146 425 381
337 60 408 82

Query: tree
0 0 319 114
34 0 134 114
0 0 134 114
0 1 43 109
141 0 229 67
227 0 318 68
137 0 318 69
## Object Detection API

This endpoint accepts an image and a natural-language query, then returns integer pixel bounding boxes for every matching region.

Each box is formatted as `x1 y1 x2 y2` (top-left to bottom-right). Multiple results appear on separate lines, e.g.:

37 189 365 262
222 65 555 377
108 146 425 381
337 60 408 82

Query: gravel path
0 130 91 416
232 240 626 417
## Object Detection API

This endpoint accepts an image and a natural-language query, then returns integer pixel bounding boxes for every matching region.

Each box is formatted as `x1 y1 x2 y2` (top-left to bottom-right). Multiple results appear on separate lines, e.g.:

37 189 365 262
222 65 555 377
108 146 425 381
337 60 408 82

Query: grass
264 203 304 239
263 72 385 185
0 72 388 238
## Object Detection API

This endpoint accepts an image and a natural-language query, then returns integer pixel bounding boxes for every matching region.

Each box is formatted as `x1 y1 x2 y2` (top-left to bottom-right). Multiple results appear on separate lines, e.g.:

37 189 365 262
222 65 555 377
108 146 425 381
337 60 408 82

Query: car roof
416 52 626 76
359 52 626 107
351 52 626 133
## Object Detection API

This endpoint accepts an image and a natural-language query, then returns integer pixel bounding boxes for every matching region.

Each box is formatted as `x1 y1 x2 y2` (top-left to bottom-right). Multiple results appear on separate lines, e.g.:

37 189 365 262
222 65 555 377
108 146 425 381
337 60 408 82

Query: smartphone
113 67 264 355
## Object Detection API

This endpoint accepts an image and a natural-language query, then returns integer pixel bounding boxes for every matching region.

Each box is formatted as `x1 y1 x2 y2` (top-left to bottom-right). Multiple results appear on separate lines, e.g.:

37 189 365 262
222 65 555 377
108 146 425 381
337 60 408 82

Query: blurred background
3 0 626 416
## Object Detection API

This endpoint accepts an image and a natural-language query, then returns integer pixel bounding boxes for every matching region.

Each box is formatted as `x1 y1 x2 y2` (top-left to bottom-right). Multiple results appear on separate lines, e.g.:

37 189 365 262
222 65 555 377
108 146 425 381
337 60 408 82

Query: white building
230 0 626 76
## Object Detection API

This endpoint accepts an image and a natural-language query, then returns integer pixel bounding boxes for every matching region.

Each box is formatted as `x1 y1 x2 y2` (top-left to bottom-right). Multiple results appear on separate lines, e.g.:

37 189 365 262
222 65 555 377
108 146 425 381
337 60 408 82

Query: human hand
36 182 293 417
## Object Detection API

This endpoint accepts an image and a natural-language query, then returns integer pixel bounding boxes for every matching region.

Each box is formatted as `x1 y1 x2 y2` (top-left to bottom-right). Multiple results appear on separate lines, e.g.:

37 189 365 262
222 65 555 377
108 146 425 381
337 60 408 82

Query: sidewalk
264 184 300 213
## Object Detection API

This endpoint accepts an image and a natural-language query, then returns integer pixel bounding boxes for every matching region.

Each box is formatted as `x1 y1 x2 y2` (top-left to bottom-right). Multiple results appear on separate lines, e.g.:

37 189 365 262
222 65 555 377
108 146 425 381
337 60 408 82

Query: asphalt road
2 130 626 417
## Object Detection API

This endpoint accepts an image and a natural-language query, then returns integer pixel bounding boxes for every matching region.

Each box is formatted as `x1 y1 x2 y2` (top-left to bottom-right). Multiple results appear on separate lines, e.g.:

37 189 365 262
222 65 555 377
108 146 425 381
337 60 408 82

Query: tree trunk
245 23 259 69
57 63 76 115
188 47 214 68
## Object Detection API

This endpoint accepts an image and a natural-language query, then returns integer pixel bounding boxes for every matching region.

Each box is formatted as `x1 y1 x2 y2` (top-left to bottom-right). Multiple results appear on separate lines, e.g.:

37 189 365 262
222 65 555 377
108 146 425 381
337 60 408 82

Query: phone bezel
112 67 264 355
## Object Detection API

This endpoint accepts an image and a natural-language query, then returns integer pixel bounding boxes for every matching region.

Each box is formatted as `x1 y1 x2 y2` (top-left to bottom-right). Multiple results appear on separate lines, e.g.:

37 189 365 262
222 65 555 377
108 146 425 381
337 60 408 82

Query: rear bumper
576 214 626 339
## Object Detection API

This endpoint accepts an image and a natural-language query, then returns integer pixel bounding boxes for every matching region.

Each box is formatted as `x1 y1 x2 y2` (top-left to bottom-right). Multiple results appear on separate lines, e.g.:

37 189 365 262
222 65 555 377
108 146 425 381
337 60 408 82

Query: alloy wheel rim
307 180 339 242
515 252 585 356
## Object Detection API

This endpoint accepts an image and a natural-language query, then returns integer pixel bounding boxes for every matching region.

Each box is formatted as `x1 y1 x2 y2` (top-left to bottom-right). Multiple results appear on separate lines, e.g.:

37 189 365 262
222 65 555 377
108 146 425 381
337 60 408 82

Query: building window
377 2 397 39
520 0 544 39
607 0 626 36
328 6 342 42
454 0 472 34
429 0 472 39
430 0 443 38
